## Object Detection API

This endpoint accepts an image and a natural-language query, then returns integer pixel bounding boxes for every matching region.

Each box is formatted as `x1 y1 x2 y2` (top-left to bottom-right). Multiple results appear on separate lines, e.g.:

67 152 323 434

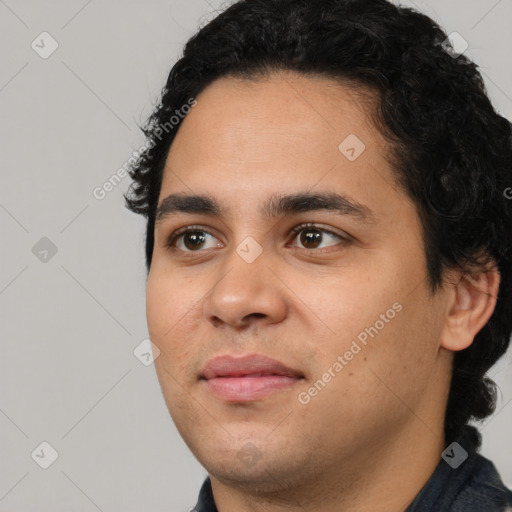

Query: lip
200 354 304 402
201 354 303 379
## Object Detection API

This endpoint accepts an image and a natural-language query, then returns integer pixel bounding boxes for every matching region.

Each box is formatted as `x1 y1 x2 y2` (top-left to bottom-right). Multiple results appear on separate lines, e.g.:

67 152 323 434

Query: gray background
0 0 511 510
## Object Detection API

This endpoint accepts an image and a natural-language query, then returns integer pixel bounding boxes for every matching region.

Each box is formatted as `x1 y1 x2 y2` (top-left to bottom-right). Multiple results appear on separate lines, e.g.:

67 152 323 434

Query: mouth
200 354 304 402
201 374 303 402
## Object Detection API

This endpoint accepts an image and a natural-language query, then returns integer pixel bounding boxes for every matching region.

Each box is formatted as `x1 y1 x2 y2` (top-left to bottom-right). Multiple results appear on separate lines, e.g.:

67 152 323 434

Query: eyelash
165 223 350 253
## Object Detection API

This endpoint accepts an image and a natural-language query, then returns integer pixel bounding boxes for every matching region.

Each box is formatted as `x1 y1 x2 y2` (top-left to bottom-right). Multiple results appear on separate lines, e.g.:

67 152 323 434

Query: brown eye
290 224 345 250
299 229 323 249
182 231 207 250
167 227 222 252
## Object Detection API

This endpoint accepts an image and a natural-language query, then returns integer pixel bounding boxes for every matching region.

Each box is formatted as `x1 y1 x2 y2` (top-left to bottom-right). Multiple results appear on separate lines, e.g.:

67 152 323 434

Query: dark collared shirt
192 426 512 511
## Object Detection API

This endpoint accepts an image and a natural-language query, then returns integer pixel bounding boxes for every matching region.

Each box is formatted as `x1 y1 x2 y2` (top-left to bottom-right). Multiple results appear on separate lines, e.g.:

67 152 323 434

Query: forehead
168 71 384 160
158 71 404 219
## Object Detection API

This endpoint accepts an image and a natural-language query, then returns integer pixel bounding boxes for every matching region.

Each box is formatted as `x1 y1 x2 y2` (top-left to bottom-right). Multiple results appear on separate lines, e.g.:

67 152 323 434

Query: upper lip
201 354 304 379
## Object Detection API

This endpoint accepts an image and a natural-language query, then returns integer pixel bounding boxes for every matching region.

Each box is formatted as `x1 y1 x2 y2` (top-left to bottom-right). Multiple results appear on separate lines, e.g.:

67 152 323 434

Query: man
124 0 512 510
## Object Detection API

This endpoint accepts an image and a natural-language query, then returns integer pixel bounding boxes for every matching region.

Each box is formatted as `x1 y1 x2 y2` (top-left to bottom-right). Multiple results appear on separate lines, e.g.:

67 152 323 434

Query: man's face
146 72 450 489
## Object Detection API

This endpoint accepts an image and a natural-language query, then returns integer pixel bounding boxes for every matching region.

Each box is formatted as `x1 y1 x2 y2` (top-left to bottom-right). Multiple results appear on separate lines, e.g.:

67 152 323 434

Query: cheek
348 298 438 404
146 268 202 340
303 267 436 401
147 273 200 398
295 304 435 446
303 266 400 347
146 266 215 382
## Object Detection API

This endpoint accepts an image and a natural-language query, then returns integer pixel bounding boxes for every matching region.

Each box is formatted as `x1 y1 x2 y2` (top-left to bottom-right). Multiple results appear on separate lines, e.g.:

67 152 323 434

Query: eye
166 226 222 252
288 223 347 250
165 223 349 254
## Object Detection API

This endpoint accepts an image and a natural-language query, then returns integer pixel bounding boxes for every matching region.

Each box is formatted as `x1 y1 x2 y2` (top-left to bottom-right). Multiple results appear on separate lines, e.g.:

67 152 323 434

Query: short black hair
124 0 512 444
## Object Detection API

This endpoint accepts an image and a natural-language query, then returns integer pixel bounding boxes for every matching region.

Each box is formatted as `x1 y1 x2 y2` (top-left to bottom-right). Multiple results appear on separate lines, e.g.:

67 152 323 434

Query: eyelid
165 224 221 249
288 222 349 243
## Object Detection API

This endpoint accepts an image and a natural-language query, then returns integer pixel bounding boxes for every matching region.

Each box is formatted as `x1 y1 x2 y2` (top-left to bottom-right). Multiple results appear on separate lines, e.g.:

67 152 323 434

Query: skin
146 71 499 512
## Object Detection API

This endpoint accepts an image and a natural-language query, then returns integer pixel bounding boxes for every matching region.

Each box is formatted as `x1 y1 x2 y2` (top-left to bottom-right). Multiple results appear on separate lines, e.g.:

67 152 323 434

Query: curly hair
124 0 512 444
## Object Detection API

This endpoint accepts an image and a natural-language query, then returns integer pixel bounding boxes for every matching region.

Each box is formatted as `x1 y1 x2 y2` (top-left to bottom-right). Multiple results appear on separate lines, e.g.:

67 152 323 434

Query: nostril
244 313 266 320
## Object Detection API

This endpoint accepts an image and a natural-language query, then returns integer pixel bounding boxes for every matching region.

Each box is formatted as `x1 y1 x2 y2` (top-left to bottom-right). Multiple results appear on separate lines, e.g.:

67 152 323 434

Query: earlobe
440 266 500 352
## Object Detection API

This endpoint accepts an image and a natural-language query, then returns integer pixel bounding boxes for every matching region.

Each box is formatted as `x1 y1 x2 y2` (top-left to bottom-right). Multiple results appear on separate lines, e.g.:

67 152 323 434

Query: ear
440 264 500 352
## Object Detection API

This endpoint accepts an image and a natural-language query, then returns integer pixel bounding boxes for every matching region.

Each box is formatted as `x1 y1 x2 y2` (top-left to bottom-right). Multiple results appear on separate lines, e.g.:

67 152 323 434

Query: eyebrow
155 191 376 224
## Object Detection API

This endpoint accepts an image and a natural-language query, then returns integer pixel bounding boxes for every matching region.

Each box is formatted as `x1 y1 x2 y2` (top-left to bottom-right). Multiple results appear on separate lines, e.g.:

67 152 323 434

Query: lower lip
202 375 301 401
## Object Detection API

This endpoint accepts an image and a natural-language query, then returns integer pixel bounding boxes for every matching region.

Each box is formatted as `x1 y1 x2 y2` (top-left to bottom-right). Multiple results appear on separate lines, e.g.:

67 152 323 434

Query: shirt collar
405 425 511 511
193 475 217 512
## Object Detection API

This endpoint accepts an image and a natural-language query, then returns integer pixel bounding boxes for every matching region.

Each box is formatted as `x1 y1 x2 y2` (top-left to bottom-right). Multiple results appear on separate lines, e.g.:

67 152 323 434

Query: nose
203 247 288 329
